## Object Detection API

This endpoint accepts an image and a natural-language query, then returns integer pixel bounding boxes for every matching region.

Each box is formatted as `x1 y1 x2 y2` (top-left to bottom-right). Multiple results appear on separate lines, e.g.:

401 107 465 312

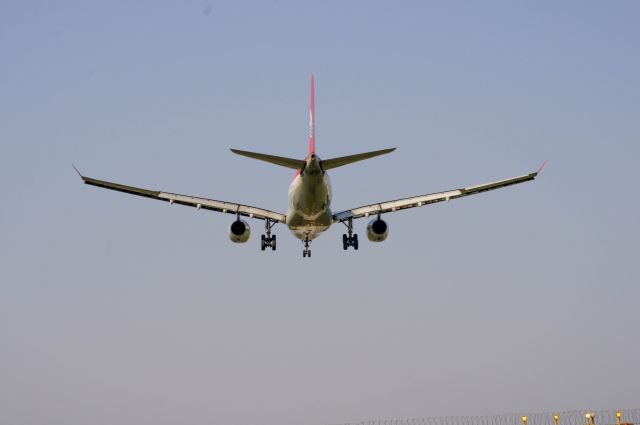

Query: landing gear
302 235 311 258
341 217 358 250
342 233 358 250
261 234 276 251
261 218 277 251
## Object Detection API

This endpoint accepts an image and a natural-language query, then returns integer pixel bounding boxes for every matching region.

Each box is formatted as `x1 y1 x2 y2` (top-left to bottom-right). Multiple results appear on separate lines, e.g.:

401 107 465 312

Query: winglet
72 164 84 179
536 160 548 174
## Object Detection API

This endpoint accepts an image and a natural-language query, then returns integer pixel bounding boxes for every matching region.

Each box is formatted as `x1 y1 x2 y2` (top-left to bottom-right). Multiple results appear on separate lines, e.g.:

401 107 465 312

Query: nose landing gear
302 234 312 258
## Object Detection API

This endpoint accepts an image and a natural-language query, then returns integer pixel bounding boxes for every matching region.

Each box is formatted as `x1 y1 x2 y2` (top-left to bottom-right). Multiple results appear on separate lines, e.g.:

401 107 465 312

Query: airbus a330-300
75 76 545 258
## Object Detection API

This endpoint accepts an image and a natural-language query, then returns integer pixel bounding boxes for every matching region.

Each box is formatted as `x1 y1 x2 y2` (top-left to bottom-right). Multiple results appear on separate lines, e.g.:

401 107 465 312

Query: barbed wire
330 409 640 425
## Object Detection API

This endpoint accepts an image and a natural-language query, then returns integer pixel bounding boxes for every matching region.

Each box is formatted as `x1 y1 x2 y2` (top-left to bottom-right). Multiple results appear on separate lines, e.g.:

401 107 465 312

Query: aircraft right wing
332 163 546 222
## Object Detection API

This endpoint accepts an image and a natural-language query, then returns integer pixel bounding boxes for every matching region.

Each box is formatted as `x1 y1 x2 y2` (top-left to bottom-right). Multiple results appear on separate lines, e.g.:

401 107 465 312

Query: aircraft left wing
332 164 545 222
74 167 287 223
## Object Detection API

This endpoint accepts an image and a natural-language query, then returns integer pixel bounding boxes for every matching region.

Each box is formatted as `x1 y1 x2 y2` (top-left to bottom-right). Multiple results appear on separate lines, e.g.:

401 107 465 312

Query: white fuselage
286 154 333 240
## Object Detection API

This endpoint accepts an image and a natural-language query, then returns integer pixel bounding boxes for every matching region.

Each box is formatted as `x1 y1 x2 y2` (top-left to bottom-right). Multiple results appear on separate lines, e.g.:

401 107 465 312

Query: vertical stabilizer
308 75 315 154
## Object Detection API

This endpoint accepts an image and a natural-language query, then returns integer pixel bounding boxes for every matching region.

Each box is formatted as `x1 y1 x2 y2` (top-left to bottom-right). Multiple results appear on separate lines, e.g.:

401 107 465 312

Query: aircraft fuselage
286 153 333 240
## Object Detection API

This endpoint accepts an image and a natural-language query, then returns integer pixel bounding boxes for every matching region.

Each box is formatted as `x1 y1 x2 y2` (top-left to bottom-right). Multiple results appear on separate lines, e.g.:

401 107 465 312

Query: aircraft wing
332 163 545 222
74 167 287 223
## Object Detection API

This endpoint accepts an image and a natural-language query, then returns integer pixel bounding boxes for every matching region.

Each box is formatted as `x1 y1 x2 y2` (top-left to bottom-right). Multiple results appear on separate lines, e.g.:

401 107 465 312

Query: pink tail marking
308 75 315 154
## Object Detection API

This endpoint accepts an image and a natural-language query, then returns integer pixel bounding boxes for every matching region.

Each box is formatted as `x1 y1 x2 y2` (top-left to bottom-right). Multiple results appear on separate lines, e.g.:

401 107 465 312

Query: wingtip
72 164 83 178
536 160 549 174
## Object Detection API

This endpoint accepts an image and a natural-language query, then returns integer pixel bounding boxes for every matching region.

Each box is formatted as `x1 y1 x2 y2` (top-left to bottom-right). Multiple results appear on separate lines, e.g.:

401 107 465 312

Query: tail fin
308 75 315 155
230 77 396 172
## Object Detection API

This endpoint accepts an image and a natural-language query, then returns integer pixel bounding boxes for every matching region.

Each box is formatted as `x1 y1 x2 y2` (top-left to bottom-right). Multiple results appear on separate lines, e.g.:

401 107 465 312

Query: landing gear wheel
341 217 359 251
261 218 277 252
302 235 311 258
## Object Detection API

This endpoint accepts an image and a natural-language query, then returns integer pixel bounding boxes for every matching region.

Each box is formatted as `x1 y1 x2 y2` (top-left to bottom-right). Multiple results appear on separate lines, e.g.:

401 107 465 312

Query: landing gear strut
302 235 312 258
261 218 277 251
341 217 358 250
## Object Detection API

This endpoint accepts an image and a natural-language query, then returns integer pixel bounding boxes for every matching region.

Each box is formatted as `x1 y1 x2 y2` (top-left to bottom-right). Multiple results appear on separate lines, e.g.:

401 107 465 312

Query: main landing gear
302 235 311 258
341 217 358 250
261 218 276 251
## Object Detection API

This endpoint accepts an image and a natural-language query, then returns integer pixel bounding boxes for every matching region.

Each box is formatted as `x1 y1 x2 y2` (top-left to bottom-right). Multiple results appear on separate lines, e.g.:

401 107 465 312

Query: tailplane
230 149 305 170
230 76 396 171
230 147 396 171
321 148 396 170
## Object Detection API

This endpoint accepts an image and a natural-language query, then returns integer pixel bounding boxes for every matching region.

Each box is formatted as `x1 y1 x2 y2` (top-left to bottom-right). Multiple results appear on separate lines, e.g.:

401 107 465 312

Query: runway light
584 413 596 425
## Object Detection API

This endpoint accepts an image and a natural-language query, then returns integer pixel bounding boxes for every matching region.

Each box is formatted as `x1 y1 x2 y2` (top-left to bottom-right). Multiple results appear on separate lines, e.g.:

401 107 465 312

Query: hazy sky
1 1 639 424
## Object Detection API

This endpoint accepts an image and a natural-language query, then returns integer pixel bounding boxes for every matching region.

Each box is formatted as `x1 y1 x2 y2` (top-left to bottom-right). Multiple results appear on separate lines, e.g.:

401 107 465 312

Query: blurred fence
332 409 640 425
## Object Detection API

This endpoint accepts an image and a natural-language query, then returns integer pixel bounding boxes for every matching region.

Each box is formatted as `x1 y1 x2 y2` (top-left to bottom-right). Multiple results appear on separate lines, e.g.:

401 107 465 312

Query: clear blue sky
1 1 639 424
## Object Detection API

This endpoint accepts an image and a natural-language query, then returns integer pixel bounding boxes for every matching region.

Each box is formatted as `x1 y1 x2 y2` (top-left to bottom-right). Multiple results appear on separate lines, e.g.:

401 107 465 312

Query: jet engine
366 218 389 242
229 219 251 243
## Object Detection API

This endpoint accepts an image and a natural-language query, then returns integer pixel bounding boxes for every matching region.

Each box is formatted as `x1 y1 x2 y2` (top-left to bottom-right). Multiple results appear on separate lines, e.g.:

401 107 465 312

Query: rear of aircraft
229 75 396 256
230 75 395 173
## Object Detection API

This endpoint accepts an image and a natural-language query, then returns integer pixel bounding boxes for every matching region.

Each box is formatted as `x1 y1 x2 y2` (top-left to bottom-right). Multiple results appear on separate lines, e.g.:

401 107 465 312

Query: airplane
75 76 545 258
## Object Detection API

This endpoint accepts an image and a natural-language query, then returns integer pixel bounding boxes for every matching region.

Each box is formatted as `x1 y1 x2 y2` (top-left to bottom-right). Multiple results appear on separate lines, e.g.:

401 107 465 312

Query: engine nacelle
228 219 251 243
366 218 389 242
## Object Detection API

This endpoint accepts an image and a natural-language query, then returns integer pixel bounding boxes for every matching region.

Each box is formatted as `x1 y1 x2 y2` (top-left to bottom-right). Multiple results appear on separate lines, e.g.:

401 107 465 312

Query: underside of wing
333 168 541 222
76 170 286 223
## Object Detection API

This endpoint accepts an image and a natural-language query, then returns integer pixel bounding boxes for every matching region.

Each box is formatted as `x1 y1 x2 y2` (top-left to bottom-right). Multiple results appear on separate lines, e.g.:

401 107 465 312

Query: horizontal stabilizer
321 148 396 170
230 149 306 170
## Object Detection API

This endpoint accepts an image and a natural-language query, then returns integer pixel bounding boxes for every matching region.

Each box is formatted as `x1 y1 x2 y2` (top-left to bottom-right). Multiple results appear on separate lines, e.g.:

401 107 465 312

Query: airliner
75 76 545 257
